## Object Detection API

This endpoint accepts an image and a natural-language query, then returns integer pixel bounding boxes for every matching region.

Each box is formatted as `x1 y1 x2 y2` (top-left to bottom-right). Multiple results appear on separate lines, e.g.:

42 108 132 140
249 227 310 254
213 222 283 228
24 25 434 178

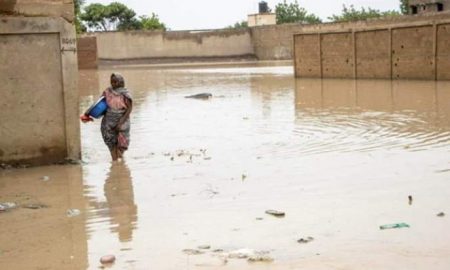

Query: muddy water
1 64 450 269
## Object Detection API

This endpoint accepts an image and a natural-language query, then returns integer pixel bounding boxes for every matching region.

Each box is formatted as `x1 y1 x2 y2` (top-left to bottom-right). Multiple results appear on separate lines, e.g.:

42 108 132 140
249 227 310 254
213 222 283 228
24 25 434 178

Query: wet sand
1 64 450 269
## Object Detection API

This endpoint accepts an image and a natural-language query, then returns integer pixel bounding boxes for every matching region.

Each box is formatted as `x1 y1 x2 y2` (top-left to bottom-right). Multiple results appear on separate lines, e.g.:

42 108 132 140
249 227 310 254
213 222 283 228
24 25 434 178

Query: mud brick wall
0 1 80 165
356 30 391 79
0 0 74 22
437 24 450 80
293 34 320 77
251 24 302 60
77 36 97 69
87 29 254 63
392 26 435 79
321 32 354 78
294 13 450 80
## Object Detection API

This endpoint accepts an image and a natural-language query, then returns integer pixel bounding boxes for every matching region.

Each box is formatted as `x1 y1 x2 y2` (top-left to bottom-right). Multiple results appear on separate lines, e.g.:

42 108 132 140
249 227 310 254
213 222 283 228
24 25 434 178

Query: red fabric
118 132 128 150
80 114 93 122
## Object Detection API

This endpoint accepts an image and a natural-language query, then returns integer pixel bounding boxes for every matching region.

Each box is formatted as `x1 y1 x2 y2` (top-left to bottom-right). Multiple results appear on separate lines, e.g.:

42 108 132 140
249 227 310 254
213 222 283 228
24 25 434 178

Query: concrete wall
87 29 254 63
409 0 450 14
0 16 80 166
251 24 302 60
77 36 98 69
248 13 276 27
0 0 74 22
294 13 450 80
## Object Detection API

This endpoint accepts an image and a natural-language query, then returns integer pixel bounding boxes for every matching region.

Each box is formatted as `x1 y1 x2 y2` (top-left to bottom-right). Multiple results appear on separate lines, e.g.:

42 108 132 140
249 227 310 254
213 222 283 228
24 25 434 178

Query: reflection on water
103 163 137 242
2 64 450 270
294 79 450 155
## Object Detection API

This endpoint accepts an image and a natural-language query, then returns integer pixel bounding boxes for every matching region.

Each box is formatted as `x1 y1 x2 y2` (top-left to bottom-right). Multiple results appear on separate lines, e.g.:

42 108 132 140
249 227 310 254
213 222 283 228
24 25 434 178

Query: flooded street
1 63 450 269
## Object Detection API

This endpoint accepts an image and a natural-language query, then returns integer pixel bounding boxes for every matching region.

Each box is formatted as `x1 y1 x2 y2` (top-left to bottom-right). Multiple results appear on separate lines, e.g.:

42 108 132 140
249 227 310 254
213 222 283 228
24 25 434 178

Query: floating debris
228 249 272 262
256 217 264 220
265 209 285 217
437 212 445 217
0 202 17 212
297 236 314 244
379 223 410 230
23 203 48 210
41 176 50 181
185 93 212 99
100 255 116 264
66 209 81 217
408 195 413 205
182 249 204 255
228 248 254 259
248 253 274 263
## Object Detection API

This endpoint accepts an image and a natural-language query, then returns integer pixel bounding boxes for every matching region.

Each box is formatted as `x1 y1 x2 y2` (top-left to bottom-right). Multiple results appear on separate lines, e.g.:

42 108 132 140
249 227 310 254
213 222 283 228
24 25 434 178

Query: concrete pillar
0 15 80 166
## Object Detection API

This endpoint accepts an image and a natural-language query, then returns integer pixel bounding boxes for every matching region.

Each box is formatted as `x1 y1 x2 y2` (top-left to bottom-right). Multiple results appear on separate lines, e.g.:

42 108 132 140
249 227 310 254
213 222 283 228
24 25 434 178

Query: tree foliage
139 13 166 30
400 0 409 15
80 2 137 31
328 4 401 22
79 2 166 31
226 21 248 29
275 0 322 24
74 0 86 33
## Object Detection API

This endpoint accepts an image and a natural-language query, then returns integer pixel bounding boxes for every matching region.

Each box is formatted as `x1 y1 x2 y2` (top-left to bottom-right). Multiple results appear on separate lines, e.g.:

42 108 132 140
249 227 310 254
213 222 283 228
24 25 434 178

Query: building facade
409 0 450 14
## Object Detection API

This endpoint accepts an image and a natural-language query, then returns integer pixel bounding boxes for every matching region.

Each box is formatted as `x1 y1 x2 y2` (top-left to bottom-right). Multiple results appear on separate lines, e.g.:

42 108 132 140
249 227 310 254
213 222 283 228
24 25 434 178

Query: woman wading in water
82 73 133 161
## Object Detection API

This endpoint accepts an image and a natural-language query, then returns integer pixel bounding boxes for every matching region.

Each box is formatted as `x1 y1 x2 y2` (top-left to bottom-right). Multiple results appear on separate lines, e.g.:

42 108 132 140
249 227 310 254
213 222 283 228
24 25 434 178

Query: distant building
409 0 450 14
248 1 276 27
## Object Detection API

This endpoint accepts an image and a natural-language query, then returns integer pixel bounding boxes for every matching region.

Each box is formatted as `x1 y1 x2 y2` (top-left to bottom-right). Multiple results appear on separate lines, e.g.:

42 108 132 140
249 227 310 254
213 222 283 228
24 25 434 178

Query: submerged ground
1 63 450 269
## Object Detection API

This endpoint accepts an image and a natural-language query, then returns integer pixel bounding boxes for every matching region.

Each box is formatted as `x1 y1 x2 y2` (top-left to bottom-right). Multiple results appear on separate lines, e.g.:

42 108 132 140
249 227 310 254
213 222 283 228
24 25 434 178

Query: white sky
83 0 401 30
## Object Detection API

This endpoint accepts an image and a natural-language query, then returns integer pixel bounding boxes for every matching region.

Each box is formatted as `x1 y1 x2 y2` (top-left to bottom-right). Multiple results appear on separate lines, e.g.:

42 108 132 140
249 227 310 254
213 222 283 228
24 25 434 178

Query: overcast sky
83 0 401 30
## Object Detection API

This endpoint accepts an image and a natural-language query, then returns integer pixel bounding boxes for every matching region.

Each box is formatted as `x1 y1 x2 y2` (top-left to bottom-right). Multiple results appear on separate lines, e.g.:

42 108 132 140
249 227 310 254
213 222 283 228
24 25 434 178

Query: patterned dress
101 87 132 152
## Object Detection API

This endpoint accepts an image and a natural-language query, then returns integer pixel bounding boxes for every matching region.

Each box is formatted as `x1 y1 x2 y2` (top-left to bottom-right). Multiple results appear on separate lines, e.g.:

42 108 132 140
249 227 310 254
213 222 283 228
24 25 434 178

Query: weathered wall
0 0 74 21
322 32 354 78
293 34 320 77
251 24 301 60
0 16 80 166
77 36 97 69
88 29 254 63
247 13 276 27
294 13 450 80
409 0 450 14
437 24 450 79
356 30 391 79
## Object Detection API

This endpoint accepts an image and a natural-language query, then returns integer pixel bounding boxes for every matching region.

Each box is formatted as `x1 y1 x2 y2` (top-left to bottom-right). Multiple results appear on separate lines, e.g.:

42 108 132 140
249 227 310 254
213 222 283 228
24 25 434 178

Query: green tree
275 0 322 24
108 2 140 30
400 0 409 15
226 20 248 29
80 2 140 31
80 3 109 31
328 4 400 22
139 13 166 30
74 0 86 33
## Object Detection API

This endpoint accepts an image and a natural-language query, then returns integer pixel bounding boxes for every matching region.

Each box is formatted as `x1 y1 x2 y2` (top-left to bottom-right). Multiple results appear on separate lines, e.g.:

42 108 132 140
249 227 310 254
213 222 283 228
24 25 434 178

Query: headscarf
110 73 131 100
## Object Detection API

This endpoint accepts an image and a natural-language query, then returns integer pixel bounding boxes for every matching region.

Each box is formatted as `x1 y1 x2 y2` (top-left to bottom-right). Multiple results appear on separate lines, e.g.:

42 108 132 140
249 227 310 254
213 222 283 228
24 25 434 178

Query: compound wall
294 13 450 80
0 16 80 165
88 29 254 64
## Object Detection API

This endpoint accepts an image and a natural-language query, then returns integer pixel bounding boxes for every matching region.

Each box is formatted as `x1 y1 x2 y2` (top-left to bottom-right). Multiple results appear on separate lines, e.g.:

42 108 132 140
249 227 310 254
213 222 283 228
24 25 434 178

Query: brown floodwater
1 63 450 269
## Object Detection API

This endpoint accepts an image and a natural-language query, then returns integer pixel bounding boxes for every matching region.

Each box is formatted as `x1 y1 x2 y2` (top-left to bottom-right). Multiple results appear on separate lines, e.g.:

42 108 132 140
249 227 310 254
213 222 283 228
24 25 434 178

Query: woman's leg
110 146 119 161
